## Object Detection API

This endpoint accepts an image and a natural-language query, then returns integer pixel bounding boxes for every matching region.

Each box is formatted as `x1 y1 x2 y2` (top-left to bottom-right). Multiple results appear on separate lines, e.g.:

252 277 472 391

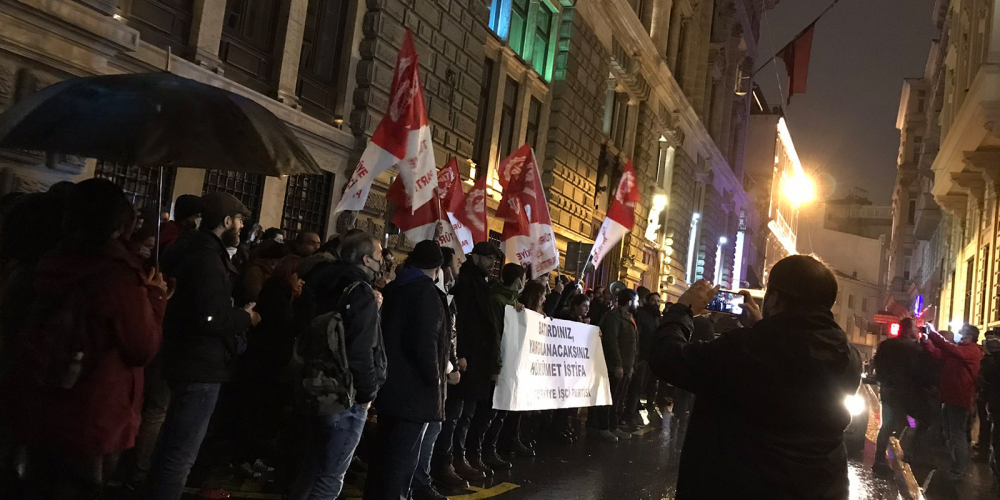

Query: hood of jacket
748 308 859 393
386 265 434 292
298 251 335 277
490 282 519 306
35 240 143 295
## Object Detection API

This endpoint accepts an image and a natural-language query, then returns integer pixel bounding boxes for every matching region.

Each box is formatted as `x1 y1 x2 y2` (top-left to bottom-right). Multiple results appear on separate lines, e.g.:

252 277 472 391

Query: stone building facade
0 0 774 298
888 0 1000 332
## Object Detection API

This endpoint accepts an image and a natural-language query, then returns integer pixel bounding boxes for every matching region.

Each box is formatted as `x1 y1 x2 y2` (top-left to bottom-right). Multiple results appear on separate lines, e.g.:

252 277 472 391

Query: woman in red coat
2 179 168 499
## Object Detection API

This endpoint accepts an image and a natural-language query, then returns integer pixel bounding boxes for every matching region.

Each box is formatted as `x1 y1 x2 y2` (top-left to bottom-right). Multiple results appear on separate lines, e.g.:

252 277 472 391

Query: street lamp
783 172 815 206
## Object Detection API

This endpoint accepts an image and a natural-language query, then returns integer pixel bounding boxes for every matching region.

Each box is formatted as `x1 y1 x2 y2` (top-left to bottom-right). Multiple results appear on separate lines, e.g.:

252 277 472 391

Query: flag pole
751 0 842 77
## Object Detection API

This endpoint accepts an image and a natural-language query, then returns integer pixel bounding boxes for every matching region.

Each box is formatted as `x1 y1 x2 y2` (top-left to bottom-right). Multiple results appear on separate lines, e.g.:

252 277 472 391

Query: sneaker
469 455 494 476
598 430 619 442
234 462 261 479
453 457 486 481
412 484 449 500
613 428 632 440
432 463 470 490
482 451 513 471
251 458 275 474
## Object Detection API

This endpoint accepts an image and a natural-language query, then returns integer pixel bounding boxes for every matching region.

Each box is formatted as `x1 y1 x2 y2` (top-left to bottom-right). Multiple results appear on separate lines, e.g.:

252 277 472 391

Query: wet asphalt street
110 402 995 500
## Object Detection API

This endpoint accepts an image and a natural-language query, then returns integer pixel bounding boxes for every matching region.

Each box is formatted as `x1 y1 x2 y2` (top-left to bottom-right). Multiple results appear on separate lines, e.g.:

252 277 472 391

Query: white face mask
226 247 238 258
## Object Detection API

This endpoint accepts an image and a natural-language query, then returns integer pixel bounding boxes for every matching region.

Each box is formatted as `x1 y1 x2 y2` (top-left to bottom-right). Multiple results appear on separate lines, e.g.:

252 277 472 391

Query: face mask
365 258 384 281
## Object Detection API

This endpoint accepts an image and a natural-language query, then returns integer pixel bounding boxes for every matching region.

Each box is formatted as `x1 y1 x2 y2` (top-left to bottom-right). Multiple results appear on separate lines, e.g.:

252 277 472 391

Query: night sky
755 0 938 203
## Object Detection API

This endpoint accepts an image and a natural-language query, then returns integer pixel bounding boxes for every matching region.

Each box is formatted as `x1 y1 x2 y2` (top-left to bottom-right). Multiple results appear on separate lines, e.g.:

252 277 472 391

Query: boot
452 456 486 481
432 462 471 489
412 484 449 500
482 450 512 471
468 455 494 476
502 439 536 457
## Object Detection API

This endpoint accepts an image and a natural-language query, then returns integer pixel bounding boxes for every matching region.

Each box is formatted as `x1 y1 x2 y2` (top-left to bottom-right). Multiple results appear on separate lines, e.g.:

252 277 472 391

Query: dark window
487 230 507 279
220 0 282 94
202 170 265 221
472 59 495 178
609 92 630 149
494 76 519 173
94 161 177 213
282 173 333 239
297 0 349 122
907 199 917 224
119 0 194 56
525 96 542 152
531 5 552 78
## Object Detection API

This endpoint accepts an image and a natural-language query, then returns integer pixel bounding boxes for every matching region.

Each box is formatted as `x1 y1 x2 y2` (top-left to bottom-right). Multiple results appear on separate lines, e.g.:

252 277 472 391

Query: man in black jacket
364 241 450 500
436 242 502 481
871 317 929 474
649 255 861 500
149 192 260 500
289 231 387 500
623 292 661 430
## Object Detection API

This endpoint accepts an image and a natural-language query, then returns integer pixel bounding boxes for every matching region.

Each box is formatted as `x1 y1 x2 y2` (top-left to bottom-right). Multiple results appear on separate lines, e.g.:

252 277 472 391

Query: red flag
386 175 439 241
457 173 488 244
589 160 641 268
335 30 437 216
778 22 815 103
437 159 474 253
496 145 559 276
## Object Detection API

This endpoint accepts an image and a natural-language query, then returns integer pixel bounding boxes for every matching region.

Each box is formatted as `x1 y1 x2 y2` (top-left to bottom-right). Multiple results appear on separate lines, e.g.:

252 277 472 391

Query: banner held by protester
494 306 612 411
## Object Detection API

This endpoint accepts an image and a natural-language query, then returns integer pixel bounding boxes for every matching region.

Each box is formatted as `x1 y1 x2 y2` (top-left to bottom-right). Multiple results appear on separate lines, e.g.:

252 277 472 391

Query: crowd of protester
870 315 997 485
0 182 690 500
4 179 987 500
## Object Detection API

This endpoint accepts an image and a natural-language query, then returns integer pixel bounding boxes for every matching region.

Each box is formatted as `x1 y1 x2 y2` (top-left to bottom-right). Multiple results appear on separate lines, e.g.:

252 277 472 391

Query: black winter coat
450 260 498 399
649 304 862 500
305 262 386 404
243 275 315 380
375 267 451 422
634 306 660 361
161 230 253 383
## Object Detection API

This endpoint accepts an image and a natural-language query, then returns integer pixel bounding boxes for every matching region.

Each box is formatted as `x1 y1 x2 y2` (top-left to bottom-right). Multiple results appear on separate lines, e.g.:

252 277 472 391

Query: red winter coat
2 240 166 456
925 332 983 409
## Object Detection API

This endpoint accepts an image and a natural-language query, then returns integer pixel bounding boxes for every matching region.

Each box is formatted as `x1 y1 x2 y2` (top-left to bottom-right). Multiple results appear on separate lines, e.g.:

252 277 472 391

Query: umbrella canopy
0 72 323 176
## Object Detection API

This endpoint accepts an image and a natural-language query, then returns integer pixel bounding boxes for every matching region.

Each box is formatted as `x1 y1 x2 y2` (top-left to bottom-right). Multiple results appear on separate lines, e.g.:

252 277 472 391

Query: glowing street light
783 172 815 206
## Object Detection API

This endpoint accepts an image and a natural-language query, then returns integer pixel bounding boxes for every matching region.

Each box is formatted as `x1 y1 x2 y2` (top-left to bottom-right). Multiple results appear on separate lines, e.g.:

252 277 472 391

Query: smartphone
706 290 744 315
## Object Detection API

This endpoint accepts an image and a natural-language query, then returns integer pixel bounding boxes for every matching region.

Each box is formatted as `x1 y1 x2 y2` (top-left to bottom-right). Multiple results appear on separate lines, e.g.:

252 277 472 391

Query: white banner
493 306 612 411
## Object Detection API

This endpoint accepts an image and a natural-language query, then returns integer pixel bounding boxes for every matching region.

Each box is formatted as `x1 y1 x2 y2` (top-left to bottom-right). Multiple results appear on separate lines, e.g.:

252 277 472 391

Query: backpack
18 263 111 390
292 281 366 416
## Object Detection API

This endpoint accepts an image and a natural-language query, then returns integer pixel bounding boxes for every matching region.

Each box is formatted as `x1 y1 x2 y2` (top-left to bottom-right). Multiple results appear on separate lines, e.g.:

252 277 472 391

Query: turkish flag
778 22 815 103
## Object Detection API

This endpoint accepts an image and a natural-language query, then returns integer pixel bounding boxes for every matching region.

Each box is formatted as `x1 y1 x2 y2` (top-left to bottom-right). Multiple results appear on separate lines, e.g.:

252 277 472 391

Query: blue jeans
147 382 222 500
289 404 369 500
363 416 427 500
414 422 442 488
943 404 971 475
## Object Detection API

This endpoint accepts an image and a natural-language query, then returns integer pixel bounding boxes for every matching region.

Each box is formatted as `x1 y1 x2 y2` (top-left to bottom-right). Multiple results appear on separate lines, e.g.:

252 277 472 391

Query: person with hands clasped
648 255 861 500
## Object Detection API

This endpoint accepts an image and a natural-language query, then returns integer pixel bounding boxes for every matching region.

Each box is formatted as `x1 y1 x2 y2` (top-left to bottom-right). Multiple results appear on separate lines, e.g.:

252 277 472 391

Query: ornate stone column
189 0 226 70
276 0 310 107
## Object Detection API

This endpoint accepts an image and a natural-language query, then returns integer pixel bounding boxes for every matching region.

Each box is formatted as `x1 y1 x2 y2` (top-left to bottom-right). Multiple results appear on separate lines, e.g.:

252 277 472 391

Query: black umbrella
0 72 324 263
0 72 322 175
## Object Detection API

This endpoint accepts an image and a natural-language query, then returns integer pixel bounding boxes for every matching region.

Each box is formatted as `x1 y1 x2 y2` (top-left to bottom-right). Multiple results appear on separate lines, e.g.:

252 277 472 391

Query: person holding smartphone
647 255 862 500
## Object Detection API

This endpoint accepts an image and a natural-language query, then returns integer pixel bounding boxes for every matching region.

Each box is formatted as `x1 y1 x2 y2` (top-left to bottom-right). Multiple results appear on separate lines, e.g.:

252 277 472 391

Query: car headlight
844 393 866 416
